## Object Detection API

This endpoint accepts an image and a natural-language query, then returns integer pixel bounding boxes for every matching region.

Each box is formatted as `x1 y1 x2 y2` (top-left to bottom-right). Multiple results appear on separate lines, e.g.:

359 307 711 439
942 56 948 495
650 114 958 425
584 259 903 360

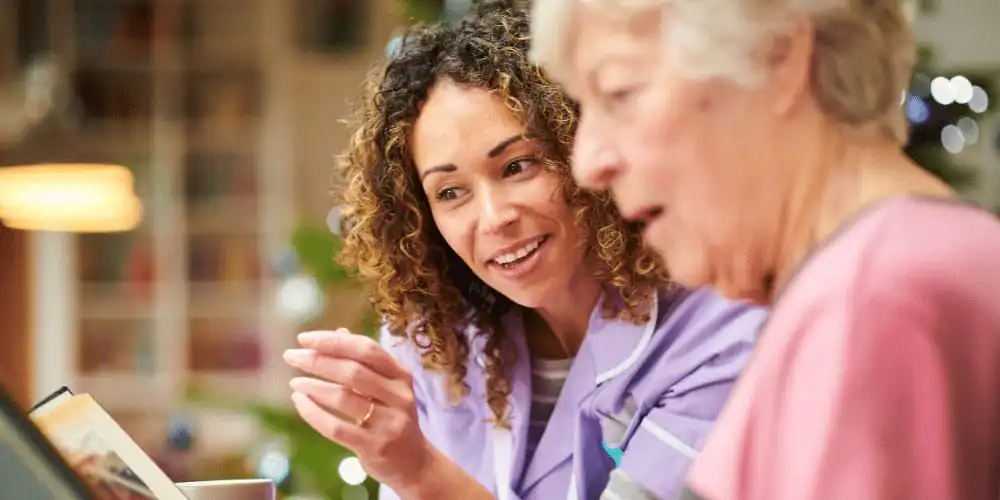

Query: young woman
282 2 766 499
531 0 1000 498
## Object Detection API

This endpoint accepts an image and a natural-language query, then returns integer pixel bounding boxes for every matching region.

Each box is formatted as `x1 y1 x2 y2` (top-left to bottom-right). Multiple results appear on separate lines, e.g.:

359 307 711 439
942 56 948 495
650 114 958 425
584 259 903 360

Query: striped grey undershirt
526 355 573 461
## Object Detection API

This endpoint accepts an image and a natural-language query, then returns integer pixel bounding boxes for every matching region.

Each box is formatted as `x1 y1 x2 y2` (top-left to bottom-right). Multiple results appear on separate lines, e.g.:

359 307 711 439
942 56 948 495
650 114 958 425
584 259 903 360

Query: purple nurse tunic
379 287 766 500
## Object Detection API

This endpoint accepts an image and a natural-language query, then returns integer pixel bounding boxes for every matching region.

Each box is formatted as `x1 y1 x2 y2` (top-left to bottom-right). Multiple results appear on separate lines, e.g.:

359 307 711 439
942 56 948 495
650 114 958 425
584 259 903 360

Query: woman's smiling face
411 79 592 308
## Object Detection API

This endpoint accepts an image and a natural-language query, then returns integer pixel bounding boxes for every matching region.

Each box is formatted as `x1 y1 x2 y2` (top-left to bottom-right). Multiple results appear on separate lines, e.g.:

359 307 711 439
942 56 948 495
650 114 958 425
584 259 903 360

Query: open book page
31 394 188 500
30 386 75 419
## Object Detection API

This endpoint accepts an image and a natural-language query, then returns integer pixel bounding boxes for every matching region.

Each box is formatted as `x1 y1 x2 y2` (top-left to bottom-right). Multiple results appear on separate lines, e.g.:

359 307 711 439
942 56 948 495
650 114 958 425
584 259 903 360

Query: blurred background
0 0 996 499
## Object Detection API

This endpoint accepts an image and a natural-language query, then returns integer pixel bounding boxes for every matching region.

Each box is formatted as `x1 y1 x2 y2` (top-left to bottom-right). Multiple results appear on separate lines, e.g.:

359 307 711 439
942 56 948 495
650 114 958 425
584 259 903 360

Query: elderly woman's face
562 6 783 297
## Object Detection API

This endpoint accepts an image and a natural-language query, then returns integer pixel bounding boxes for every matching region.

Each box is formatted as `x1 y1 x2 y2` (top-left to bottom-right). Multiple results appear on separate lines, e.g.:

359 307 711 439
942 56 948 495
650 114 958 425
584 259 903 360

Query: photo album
27 386 189 500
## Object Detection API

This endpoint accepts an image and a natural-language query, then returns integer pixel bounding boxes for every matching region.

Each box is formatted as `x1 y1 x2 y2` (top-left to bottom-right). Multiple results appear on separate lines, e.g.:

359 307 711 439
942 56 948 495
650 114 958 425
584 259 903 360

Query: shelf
17 0 296 467
74 0 157 64
184 118 262 147
76 373 170 411
187 318 264 372
79 283 155 318
186 372 265 398
181 70 263 146
78 318 158 375
296 0 368 54
185 199 260 235
14 0 50 68
179 0 262 62
70 68 156 124
187 234 262 282
182 151 259 230
71 119 157 149
78 231 157 284
187 282 266 318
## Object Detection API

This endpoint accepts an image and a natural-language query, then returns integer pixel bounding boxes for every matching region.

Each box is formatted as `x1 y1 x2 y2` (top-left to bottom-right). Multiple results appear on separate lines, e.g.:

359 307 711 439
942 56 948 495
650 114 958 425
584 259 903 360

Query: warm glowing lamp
0 164 143 233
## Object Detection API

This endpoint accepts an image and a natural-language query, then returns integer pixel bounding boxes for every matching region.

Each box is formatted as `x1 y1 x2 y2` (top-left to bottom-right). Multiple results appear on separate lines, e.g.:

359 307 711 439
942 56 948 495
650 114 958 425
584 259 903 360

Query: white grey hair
529 0 917 143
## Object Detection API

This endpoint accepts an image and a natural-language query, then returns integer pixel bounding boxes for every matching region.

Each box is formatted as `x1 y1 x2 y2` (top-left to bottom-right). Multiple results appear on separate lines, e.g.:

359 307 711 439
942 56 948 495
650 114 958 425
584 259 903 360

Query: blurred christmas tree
905 44 996 192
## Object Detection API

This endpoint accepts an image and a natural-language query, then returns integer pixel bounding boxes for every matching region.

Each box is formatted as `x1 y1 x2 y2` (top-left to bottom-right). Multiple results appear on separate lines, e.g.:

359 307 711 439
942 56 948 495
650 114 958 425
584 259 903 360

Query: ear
764 15 815 117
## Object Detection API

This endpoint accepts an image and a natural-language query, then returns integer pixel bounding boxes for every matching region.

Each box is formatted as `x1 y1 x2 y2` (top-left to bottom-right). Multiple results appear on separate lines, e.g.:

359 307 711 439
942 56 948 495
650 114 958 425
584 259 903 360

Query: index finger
297 330 405 379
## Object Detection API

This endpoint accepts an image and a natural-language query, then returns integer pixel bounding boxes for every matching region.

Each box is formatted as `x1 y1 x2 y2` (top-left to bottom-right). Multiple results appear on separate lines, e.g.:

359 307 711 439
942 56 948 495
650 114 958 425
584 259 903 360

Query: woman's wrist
394 447 494 500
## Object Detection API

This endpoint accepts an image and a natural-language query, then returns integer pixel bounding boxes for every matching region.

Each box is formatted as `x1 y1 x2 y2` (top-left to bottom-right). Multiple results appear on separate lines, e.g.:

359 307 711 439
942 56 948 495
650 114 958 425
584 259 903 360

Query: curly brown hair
332 0 667 427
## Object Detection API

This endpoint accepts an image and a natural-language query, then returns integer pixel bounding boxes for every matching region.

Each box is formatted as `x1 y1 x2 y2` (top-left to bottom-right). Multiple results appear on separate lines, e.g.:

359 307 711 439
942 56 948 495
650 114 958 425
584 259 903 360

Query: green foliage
400 0 445 23
290 222 381 337
291 223 352 288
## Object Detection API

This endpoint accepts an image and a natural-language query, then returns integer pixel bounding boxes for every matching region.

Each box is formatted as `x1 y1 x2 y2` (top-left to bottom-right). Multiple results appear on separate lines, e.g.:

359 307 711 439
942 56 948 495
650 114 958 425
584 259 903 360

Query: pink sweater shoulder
688 198 1000 500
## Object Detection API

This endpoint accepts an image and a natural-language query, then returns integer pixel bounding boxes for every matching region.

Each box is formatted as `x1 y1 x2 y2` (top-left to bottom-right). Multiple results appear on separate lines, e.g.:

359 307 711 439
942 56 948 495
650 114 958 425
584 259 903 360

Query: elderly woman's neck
770 131 955 302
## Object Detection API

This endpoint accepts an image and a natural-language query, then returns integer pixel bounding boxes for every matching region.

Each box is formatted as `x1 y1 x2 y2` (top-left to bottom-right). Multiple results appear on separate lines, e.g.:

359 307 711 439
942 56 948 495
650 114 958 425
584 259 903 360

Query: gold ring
357 400 375 428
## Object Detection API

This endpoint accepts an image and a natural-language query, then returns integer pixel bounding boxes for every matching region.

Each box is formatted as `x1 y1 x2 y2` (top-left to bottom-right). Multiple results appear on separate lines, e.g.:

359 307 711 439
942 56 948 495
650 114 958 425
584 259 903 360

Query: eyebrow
420 134 527 181
420 163 456 180
488 135 525 158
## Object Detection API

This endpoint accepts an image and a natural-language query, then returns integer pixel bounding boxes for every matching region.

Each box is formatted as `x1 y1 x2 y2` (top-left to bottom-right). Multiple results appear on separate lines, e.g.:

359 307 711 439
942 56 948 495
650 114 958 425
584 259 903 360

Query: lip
640 209 666 239
484 235 549 264
487 236 550 281
620 204 664 223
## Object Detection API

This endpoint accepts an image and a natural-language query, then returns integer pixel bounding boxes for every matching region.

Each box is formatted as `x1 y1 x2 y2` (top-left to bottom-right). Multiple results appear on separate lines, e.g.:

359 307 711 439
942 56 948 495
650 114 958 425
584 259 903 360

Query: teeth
493 239 542 265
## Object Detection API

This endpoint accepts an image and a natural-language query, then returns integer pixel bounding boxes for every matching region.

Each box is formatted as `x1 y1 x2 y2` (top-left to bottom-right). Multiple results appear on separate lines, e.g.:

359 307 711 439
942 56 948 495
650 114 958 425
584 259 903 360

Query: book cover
0 383 98 500
30 392 189 500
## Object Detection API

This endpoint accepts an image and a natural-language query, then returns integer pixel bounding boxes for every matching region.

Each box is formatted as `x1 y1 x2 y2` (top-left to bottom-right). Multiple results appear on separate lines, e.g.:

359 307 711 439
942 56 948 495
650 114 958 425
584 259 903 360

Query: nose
572 112 622 189
479 188 518 236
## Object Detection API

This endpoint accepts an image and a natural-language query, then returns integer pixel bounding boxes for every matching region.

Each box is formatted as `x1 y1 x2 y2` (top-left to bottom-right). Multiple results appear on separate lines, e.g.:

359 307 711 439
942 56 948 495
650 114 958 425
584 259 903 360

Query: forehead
568 6 662 79
411 81 525 168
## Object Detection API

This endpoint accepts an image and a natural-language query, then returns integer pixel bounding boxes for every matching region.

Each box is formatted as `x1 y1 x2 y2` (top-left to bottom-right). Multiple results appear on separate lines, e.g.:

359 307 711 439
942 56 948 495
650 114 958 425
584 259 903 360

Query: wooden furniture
1 0 296 459
0 223 30 409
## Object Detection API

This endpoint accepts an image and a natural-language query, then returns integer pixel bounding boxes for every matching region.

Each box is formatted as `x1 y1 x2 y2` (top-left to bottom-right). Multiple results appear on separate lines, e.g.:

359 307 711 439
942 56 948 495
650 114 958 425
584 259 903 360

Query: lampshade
0 164 143 233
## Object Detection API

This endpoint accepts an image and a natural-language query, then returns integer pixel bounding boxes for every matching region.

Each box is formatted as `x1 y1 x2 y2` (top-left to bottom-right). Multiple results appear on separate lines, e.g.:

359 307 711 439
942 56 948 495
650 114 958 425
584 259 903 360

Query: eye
601 86 639 109
435 186 463 202
502 157 540 178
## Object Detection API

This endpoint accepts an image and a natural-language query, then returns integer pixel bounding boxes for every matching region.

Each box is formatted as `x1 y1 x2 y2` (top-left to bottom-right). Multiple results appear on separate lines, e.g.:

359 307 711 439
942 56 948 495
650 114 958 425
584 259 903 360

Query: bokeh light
275 274 325 324
969 86 989 114
941 125 965 154
930 77 955 105
957 117 980 145
950 76 974 104
338 456 368 486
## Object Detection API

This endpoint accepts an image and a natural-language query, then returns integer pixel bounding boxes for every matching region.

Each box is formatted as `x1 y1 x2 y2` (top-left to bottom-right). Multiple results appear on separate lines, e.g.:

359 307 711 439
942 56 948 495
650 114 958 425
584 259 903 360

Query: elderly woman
530 1 1000 499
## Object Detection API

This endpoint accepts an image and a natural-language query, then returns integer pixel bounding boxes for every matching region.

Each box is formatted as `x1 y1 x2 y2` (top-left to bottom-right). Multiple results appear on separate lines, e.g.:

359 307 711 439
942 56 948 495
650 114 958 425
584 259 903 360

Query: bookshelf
3 0 296 460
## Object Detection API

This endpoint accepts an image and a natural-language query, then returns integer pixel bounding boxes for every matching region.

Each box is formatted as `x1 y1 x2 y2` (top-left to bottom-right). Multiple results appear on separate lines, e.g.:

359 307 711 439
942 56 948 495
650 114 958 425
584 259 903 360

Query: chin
488 281 551 310
499 289 547 309
661 247 713 291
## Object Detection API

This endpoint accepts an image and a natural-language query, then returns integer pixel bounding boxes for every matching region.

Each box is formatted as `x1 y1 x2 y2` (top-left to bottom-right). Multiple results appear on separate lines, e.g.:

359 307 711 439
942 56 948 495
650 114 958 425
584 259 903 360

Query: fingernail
288 377 306 391
283 349 310 365
298 331 322 346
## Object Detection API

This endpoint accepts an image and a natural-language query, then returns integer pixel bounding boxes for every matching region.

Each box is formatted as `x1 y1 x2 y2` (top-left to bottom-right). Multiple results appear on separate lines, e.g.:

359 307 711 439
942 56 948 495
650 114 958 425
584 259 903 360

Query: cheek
528 177 587 246
431 212 476 266
616 84 710 179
